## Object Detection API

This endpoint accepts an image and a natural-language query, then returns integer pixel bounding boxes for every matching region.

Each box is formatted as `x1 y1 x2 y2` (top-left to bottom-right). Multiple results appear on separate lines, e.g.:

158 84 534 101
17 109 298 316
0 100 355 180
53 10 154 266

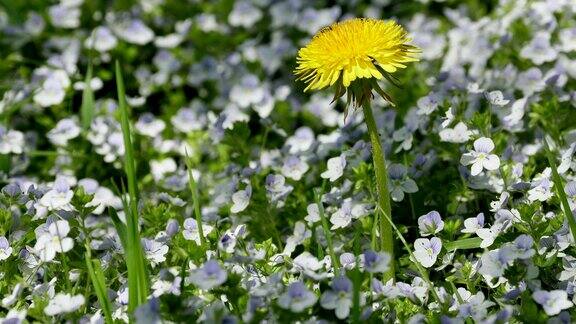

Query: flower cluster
0 0 575 322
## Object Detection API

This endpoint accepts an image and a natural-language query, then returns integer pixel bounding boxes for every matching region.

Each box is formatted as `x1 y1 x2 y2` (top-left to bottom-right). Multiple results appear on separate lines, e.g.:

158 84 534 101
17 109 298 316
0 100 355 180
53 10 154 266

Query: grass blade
115 60 149 313
80 64 95 130
444 237 482 252
85 254 114 324
184 153 206 250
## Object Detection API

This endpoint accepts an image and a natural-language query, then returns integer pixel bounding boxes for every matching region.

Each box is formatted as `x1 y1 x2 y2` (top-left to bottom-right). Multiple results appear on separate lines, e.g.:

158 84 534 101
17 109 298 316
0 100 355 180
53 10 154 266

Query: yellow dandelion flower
295 18 419 107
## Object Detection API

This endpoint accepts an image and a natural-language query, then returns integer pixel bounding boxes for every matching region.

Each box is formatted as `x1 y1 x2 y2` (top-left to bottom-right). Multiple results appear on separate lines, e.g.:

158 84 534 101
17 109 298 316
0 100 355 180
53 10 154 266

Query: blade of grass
314 184 340 276
80 64 95 130
85 253 114 324
184 153 206 250
115 60 149 313
444 237 482 252
544 138 576 243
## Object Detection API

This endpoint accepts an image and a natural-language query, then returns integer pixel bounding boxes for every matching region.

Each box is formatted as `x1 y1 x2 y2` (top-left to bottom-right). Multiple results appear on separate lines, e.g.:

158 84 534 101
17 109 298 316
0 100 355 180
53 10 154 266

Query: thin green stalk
184 154 206 250
544 139 576 243
85 254 114 324
115 61 149 313
377 206 442 305
80 63 95 130
314 187 340 276
362 101 394 281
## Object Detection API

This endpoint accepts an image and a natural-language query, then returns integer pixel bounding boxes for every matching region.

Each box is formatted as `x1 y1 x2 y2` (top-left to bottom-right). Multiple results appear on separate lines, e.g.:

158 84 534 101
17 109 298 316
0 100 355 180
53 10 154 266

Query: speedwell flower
295 18 419 109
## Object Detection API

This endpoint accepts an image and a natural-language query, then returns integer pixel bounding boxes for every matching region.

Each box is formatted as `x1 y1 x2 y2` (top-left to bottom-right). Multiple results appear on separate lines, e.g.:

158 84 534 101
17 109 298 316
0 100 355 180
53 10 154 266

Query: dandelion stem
362 101 395 281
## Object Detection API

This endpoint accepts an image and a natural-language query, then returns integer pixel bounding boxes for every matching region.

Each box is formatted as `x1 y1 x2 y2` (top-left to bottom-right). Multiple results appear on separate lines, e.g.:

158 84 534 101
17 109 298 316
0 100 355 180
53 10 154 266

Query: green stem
314 187 340 276
362 101 394 281
544 138 576 243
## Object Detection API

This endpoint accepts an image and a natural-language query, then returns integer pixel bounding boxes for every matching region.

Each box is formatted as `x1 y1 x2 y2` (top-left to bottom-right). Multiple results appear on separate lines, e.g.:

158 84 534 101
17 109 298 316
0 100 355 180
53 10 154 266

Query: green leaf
85 254 114 324
444 237 483 251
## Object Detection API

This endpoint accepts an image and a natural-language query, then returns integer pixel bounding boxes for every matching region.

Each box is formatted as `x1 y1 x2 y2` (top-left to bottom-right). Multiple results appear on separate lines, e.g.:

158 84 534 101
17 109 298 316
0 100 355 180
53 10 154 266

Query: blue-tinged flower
388 164 418 202
462 213 485 234
189 260 228 290
418 211 444 236
457 292 495 321
277 282 317 312
320 276 357 319
281 156 309 181
413 237 442 268
520 31 557 65
532 290 573 316
320 155 346 182
478 247 515 278
362 250 390 273
44 293 85 316
0 236 12 261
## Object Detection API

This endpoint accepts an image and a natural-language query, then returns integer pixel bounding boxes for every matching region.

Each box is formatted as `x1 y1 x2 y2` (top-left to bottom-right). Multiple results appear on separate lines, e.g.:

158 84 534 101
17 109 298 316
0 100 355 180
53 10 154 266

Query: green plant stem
314 187 340 276
544 139 576 243
184 156 206 250
362 100 394 281
377 206 442 305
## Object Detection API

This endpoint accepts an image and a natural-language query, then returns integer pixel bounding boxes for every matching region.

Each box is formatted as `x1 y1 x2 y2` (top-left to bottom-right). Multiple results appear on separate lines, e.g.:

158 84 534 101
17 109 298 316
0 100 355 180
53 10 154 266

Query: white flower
520 31 557 65
461 213 485 234
142 238 169 267
460 137 500 176
320 276 356 319
321 155 346 182
48 4 80 29
304 203 320 224
0 236 12 260
182 218 214 245
476 223 503 249
150 158 177 182
0 309 26 323
283 221 311 255
85 26 118 52
230 183 252 214
47 118 81 146
34 220 74 262
486 90 509 106
189 260 227 290
135 113 166 137
281 156 309 181
278 282 317 313
285 127 314 154
532 290 573 316
38 178 74 211
44 293 85 316
413 237 442 268
112 19 155 45
418 211 444 236
478 247 515 278
228 0 262 28
439 122 473 143
0 128 24 154
33 70 70 107
85 186 122 215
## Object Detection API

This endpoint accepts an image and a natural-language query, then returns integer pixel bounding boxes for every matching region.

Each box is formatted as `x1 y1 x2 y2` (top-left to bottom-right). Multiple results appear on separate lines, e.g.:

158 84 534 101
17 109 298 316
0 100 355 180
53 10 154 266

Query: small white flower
38 178 74 211
461 213 485 234
281 156 309 181
476 223 503 248
230 184 251 214
44 293 85 316
439 122 473 143
278 282 317 313
135 113 166 137
486 90 509 106
283 221 311 255
34 220 74 262
189 260 227 290
532 290 573 316
304 203 320 224
142 238 169 267
418 211 444 236
47 118 81 146
150 158 177 182
460 137 500 176
321 155 346 182
0 128 25 154
413 237 442 268
182 218 214 246
0 236 12 260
